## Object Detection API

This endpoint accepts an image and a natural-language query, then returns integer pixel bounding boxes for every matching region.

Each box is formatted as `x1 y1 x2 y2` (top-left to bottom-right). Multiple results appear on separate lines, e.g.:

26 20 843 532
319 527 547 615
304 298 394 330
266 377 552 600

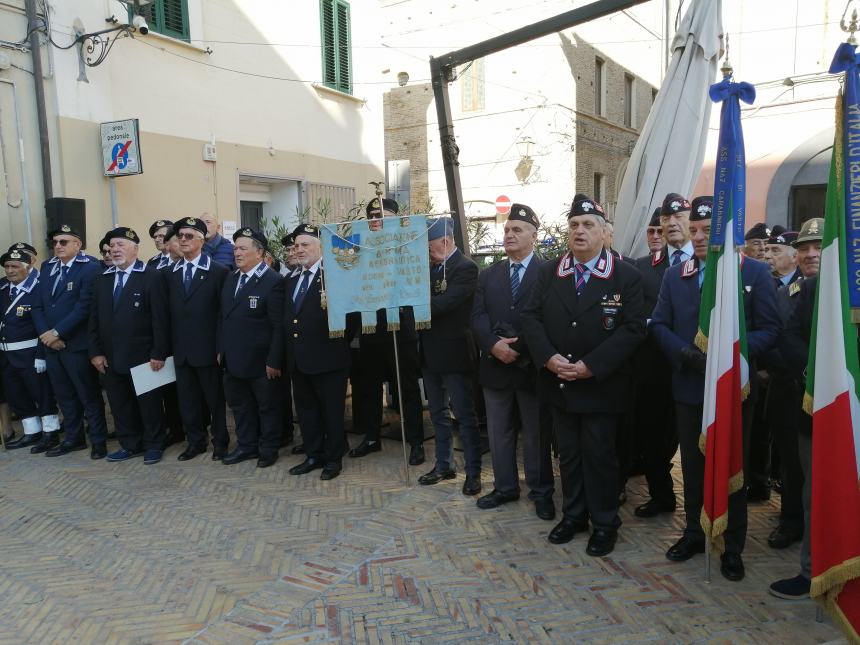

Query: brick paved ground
0 411 847 645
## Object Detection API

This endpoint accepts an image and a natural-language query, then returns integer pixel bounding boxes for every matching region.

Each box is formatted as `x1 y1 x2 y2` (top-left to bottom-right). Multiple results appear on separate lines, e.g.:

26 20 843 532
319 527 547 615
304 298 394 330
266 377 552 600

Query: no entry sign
495 195 511 215
100 119 143 177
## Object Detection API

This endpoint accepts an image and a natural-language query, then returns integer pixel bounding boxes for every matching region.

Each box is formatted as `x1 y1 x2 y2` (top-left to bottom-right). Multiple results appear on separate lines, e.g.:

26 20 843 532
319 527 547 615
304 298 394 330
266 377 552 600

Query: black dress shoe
177 447 205 462
320 463 342 480
348 439 381 458
257 454 278 468
634 499 676 518
476 489 519 509
212 447 227 461
90 443 107 460
30 432 60 454
6 432 42 450
720 552 745 581
586 529 618 557
408 444 425 466
289 458 324 475
462 475 482 496
548 517 589 544
418 467 456 486
45 439 87 457
665 536 706 562
222 448 259 465
291 443 305 455
534 497 556 521
767 525 803 549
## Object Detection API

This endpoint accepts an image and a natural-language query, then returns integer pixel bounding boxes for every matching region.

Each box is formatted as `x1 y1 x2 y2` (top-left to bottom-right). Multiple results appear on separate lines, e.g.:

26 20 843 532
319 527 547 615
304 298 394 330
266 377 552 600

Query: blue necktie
235 273 248 299
574 263 588 295
293 270 311 310
671 249 684 266
510 262 523 299
52 265 69 296
183 263 194 294
9 286 18 299
113 271 125 309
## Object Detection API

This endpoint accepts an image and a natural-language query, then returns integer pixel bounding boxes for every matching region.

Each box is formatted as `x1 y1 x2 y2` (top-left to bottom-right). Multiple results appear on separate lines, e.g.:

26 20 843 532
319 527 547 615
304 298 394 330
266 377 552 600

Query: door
240 201 264 230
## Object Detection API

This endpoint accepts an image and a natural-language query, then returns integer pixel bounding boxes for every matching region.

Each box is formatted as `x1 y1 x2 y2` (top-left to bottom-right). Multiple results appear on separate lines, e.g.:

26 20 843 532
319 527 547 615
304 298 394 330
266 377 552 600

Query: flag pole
391 329 411 487
705 545 711 583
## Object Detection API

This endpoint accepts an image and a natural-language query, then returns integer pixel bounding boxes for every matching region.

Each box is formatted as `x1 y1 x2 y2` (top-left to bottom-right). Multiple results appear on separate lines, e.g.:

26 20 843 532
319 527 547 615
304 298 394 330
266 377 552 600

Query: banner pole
391 328 411 486
704 544 711 583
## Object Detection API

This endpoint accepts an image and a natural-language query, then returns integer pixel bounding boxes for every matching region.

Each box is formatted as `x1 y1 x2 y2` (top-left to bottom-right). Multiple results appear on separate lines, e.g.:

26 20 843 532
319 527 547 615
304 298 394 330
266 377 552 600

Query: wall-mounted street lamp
514 136 535 185
73 0 151 69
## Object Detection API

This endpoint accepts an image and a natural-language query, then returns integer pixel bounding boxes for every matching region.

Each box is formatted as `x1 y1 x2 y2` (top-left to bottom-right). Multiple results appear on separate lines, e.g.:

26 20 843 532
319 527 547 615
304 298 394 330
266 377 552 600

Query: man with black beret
8 242 38 266
146 219 174 267
645 208 664 254
744 222 770 261
471 203 555 518
765 231 801 288
89 227 169 464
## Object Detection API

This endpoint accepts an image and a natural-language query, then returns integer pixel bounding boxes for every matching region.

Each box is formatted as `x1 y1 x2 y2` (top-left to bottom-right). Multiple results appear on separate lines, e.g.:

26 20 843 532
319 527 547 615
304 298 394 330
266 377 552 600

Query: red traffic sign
495 195 511 215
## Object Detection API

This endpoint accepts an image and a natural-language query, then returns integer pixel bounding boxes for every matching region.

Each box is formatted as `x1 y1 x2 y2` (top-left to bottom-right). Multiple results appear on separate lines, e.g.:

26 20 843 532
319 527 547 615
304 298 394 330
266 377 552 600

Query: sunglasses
52 239 73 247
176 232 199 241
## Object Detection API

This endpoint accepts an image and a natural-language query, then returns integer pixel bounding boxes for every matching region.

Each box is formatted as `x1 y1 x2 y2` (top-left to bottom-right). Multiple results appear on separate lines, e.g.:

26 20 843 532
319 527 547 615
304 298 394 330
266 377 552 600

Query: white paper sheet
130 356 176 395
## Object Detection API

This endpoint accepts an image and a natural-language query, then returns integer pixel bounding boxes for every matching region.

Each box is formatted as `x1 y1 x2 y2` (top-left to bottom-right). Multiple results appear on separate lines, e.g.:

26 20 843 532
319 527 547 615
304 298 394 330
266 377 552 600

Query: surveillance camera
132 15 149 35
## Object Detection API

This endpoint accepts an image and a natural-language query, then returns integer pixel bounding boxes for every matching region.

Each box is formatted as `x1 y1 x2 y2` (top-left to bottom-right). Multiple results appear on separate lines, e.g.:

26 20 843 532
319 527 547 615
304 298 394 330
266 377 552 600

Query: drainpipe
25 0 53 200
0 78 34 244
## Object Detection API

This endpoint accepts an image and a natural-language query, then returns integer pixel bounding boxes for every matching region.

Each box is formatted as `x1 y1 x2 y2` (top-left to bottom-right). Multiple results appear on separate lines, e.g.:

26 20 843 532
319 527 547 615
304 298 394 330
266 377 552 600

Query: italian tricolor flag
803 96 860 642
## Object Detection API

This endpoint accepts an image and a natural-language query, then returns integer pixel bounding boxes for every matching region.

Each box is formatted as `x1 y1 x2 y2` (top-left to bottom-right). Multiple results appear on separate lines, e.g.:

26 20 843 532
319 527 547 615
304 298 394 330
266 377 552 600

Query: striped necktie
510 263 523 299
671 249 684 266
574 263 588 295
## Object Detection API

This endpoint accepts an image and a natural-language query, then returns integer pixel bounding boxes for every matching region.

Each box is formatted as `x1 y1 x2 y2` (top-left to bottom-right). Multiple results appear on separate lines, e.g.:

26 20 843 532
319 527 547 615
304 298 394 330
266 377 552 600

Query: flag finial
841 2 859 45
720 33 733 78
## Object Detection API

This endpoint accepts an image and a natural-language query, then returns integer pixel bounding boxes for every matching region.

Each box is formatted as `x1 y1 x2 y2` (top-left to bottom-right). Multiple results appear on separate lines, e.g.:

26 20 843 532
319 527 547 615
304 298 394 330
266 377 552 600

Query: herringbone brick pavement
0 418 847 645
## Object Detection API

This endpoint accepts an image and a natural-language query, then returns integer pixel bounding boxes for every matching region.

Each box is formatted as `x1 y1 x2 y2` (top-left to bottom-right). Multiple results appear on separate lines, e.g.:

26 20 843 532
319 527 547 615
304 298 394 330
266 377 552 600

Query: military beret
508 203 540 229
690 196 714 222
8 242 37 256
292 223 320 239
163 225 177 243
106 227 140 244
174 216 208 237
744 222 770 241
427 216 455 240
647 207 661 228
660 193 691 216
771 224 787 237
148 219 173 238
233 226 268 250
568 194 605 219
280 232 295 247
366 197 398 218
0 249 32 266
767 231 798 246
98 234 111 250
793 218 824 246
47 224 82 241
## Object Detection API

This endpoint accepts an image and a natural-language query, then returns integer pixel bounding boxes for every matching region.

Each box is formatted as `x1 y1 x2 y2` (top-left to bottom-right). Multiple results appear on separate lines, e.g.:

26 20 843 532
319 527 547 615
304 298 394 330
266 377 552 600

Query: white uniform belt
0 339 38 351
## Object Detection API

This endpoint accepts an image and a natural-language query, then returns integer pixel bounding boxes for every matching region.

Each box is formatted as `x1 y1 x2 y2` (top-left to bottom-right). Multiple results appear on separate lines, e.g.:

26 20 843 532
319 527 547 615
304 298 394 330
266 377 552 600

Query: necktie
293 270 312 310
671 249 684 266
235 273 248 298
183 262 194 294
574 263 588 295
52 265 69 296
510 262 523 299
9 286 18 299
113 271 125 309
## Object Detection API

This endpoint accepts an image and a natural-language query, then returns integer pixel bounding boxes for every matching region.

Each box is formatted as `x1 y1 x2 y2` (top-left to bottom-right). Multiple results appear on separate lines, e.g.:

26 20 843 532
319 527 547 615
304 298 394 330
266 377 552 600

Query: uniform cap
366 197 399 218
427 216 455 240
292 223 320 239
744 222 770 241
689 196 714 222
660 193 691 216
793 218 824 246
508 203 540 229
106 227 140 244
647 207 661 228
148 219 174 238
568 194 606 219
232 226 269 250
48 224 82 241
767 231 798 246
174 217 208 237
0 250 32 266
8 242 37 256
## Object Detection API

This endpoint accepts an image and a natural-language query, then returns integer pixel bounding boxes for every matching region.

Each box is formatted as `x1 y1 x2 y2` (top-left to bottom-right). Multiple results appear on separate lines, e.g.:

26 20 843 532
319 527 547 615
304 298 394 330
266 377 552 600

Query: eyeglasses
52 239 71 247
176 232 199 241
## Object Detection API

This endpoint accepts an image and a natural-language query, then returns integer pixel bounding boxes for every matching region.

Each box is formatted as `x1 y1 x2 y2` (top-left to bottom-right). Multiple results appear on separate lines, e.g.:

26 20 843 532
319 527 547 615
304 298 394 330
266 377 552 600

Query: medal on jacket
439 278 447 293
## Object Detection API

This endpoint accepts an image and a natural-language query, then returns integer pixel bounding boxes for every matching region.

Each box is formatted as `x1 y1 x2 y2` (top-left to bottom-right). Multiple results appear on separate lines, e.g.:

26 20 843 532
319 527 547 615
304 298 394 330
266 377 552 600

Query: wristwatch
51 330 59 338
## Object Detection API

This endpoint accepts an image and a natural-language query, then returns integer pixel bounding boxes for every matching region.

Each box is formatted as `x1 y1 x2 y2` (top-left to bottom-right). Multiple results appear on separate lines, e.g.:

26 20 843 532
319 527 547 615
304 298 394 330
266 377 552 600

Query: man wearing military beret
31 224 109 458
645 208 664 255
219 228 285 468
89 227 169 464
765 231 801 288
166 216 231 461
277 231 300 452
744 222 770 261
146 220 174 267
650 197 780 581
522 194 646 556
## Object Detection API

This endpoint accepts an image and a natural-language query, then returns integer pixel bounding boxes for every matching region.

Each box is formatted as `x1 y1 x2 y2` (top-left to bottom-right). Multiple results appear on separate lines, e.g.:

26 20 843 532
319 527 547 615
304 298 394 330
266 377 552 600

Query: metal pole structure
704 544 711 583
109 177 119 227
390 328 410 486
24 0 53 201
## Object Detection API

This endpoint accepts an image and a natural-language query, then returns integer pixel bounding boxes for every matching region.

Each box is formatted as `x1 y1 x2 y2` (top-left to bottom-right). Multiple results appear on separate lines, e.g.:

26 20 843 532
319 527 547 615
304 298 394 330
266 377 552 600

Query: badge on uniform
66 281 74 291
249 295 259 309
15 306 24 317
789 281 802 296
602 314 616 330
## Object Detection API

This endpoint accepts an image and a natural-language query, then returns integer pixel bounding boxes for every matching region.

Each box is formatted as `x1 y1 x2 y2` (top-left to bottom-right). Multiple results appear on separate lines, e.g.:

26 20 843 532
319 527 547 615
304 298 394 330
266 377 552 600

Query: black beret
48 224 82 241
771 224 787 237
280 232 295 247
233 226 268 250
292 223 319 239
690 196 714 222
0 249 32 266
647 207 661 228
174 217 208 237
508 203 540 228
163 226 177 243
568 194 605 219
366 197 398 218
106 227 140 244
148 219 173 238
8 242 37 256
767 231 798 246
98 234 111 249
744 222 770 241
660 193 691 216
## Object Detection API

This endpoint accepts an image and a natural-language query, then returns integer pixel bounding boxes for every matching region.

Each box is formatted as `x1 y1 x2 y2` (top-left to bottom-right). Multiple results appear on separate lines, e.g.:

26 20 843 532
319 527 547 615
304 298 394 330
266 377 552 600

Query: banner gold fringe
416 321 432 331
386 323 401 332
728 470 744 495
361 325 377 334
328 330 345 339
700 508 727 555
803 391 814 416
811 555 860 645
741 381 750 401
698 432 706 455
695 329 708 353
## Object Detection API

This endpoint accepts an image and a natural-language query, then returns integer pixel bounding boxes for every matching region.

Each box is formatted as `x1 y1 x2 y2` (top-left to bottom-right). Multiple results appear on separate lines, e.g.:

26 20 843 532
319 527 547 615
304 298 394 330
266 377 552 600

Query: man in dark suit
522 195 646 557
89 227 169 464
146 219 173 267
284 223 352 480
31 224 108 458
650 197 781 581
278 232 301 454
417 216 482 495
766 231 801 288
166 216 230 461
471 203 554 519
219 227 285 468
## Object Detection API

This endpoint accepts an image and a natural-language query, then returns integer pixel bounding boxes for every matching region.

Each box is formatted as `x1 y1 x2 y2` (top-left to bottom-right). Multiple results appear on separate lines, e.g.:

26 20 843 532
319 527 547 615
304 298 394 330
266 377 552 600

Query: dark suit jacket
165 254 229 367
471 254 543 390
521 249 646 414
633 247 672 315
650 255 781 406
219 264 285 378
283 266 351 375
0 270 45 368
420 249 479 373
88 261 169 374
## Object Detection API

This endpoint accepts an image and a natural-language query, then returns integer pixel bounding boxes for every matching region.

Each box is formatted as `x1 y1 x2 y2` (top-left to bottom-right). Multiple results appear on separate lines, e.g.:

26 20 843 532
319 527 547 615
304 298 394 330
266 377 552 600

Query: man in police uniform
472 203 555 518
278 233 299 451
0 250 61 450
349 197 426 465
166 216 230 460
284 223 352 480
522 194 646 556
645 209 663 255
651 198 781 581
146 219 174 267
219 228 285 468
32 224 108 458
8 242 38 267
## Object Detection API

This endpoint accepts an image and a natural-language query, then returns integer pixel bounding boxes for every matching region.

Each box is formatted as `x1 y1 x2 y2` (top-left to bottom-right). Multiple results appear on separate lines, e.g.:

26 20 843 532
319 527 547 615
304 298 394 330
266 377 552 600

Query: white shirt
668 240 695 265
181 253 205 280
292 259 320 300
113 264 134 291
235 262 265 295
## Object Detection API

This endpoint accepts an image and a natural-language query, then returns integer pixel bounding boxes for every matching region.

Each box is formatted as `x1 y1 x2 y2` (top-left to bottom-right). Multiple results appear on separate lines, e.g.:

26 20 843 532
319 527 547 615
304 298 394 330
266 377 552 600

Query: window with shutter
320 0 352 95
129 0 189 41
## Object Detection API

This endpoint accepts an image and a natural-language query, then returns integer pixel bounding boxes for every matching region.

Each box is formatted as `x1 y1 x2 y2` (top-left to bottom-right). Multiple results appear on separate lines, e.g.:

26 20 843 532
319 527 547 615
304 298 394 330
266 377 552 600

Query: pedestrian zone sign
100 119 143 177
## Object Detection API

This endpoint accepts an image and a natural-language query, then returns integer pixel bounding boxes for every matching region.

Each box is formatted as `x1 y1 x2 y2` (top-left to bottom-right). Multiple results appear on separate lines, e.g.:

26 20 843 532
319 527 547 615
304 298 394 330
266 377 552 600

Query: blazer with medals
521 248 647 414
471 254 544 390
420 248 479 373
88 260 169 374
218 263 285 378
165 254 229 367
650 255 781 406
0 270 45 368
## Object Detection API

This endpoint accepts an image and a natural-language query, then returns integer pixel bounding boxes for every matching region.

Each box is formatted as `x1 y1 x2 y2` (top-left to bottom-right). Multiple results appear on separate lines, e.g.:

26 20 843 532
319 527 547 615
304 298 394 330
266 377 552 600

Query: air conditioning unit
202 143 217 162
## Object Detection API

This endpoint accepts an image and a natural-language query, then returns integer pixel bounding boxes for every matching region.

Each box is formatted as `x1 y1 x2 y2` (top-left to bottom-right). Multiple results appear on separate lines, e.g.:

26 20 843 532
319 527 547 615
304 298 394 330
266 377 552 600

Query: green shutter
320 0 352 94
129 0 189 41
320 0 337 88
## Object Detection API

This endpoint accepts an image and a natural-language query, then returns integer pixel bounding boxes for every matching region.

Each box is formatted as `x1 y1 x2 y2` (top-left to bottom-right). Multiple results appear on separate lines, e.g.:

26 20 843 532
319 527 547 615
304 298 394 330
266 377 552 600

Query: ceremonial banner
696 76 754 552
802 51 860 641
320 215 431 337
